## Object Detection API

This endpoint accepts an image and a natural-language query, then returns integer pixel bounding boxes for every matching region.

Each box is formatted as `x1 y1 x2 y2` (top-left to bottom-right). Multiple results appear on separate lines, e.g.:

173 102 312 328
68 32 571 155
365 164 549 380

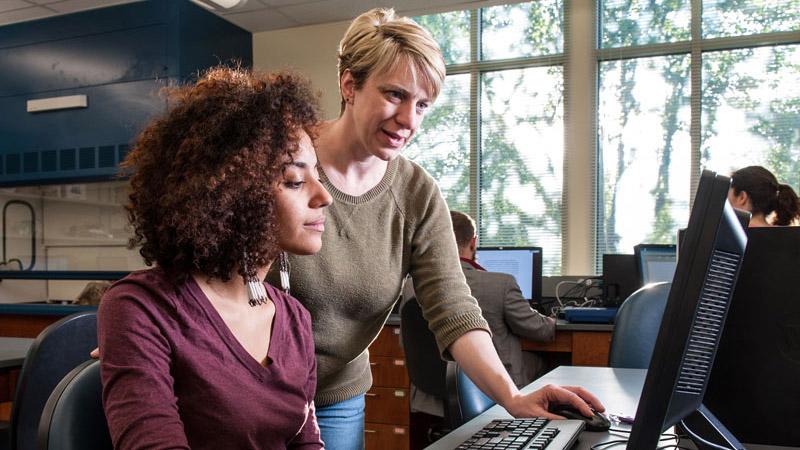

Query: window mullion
690 0 702 202
469 8 482 225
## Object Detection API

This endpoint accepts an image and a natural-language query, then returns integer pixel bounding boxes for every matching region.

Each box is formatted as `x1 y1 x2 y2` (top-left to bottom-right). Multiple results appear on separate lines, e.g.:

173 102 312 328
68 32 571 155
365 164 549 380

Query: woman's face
727 188 751 212
342 63 433 161
274 132 332 255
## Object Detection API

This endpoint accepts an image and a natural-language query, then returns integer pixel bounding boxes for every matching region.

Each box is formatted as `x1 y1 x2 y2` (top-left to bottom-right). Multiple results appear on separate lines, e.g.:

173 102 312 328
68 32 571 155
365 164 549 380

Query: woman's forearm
449 329 520 408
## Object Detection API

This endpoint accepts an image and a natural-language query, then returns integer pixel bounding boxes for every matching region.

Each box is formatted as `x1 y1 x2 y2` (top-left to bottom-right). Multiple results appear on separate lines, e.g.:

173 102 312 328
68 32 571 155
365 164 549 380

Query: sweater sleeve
501 276 556 342
406 175 490 359
98 285 190 450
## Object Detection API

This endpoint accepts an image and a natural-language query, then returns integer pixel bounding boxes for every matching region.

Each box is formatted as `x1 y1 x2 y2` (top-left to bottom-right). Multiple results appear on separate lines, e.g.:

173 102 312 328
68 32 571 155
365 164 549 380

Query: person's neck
316 119 389 196
193 265 270 307
749 213 773 227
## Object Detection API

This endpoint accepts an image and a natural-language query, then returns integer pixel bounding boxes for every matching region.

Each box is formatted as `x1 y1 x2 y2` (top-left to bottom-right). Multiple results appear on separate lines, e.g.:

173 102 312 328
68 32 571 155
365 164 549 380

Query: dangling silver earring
243 253 268 307
279 252 291 293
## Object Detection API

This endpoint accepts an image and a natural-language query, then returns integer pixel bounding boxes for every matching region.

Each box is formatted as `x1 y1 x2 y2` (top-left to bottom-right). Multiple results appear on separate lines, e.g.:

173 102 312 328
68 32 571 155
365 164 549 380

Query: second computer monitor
628 170 748 449
474 247 542 303
633 243 677 286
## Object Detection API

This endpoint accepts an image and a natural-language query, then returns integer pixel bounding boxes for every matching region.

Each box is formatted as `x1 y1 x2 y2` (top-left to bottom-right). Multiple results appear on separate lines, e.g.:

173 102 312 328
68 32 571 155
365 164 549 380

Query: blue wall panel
0 0 252 186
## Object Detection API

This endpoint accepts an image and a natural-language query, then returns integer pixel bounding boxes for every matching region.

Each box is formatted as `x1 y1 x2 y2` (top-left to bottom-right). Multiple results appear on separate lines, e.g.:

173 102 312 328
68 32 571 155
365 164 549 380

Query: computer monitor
633 244 677 286
697 226 800 446
474 247 542 303
601 253 638 306
627 170 749 449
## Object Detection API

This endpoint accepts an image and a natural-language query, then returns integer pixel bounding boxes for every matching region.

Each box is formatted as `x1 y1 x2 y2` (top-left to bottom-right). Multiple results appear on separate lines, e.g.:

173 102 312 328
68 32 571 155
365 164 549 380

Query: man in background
403 210 556 443
449 210 555 387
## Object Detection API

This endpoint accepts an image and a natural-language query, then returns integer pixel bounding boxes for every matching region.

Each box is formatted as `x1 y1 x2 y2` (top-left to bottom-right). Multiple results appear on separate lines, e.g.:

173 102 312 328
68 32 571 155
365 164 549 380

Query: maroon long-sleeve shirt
98 268 322 450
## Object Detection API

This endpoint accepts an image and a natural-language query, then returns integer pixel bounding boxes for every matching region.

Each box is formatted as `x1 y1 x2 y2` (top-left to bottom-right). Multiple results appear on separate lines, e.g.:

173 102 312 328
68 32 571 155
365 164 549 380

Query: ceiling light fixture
190 0 248 11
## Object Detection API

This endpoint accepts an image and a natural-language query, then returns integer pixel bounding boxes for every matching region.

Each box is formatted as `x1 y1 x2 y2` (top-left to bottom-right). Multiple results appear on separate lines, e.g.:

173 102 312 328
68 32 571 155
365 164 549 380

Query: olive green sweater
271 155 489 406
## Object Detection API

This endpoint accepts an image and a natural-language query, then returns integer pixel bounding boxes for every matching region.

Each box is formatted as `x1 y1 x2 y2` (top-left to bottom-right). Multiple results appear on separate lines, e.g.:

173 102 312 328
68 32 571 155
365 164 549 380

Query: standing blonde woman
270 9 604 449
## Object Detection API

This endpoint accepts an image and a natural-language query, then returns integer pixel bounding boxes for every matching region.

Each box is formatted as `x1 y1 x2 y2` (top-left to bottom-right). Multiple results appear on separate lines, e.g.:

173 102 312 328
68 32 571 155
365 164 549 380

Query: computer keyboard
455 418 584 450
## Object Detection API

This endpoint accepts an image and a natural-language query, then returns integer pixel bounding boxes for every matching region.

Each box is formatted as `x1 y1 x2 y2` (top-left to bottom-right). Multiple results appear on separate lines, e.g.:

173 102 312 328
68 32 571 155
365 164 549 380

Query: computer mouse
548 405 611 432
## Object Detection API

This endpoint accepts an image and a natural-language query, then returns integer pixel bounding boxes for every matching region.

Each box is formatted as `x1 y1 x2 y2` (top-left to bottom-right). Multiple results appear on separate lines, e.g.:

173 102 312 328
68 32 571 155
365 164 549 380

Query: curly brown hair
123 66 320 281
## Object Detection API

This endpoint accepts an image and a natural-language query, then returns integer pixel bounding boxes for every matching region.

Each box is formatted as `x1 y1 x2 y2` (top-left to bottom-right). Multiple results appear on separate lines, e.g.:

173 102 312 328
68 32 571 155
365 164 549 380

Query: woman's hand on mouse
505 384 605 420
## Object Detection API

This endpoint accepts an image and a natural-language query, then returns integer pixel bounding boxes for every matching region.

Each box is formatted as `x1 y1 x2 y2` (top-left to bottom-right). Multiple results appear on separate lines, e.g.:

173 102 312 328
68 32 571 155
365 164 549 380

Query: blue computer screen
474 248 538 300
637 245 677 285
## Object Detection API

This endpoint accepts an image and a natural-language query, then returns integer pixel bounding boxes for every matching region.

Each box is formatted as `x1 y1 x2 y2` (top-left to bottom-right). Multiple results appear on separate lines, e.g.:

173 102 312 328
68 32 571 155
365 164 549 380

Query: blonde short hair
337 8 446 113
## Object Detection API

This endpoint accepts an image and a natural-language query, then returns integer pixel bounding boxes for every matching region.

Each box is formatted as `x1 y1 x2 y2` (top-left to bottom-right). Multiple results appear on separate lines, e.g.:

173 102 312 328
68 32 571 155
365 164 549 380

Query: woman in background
99 67 331 449
269 8 604 449
729 165 800 227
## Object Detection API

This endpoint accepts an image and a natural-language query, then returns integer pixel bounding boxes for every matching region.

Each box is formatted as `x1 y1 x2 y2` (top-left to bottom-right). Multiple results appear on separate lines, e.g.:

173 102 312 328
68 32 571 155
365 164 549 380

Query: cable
679 420 736 450
590 439 629 449
590 432 688 450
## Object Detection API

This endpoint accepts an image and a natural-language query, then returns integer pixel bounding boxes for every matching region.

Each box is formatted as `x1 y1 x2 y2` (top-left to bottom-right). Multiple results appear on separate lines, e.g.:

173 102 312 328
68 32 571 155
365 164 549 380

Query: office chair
37 360 111 450
400 297 450 447
607 282 670 369
9 312 98 450
445 362 496 429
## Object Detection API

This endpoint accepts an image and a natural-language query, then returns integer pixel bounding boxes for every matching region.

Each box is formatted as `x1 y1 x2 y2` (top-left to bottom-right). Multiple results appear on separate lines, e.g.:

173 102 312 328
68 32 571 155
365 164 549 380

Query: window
409 0 798 274
597 0 800 266
411 1 566 274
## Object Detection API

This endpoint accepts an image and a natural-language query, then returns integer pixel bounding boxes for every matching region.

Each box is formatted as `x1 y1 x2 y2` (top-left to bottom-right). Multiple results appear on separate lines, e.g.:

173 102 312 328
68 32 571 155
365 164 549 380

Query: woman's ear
731 190 751 210
340 70 356 104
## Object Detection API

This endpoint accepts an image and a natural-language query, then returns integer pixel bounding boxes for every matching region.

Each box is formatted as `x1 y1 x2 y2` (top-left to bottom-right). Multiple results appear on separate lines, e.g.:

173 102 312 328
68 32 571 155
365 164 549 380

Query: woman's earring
243 253 268 307
279 252 291 293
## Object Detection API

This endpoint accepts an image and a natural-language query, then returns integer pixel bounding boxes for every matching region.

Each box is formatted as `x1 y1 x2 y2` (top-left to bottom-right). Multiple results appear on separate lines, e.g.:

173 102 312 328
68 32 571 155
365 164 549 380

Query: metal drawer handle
365 393 378 397
370 362 379 366
392 327 400 335
364 429 377 434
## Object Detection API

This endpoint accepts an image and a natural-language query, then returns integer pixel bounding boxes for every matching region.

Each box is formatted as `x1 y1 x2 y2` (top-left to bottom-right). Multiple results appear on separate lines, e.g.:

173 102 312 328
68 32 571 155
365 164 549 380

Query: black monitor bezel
475 246 543 304
627 170 748 449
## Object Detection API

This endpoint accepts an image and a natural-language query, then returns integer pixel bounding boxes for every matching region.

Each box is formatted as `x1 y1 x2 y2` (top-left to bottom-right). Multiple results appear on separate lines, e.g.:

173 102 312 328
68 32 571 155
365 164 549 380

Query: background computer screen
634 244 677 286
474 247 542 302
628 170 748 449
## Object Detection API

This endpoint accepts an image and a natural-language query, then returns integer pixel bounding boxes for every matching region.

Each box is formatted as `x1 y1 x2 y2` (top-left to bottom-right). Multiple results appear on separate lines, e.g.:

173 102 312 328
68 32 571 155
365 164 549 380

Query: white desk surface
425 366 797 450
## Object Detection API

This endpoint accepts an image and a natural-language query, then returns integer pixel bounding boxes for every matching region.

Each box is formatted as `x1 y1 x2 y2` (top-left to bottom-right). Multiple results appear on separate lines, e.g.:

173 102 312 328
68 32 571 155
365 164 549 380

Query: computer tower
700 227 800 446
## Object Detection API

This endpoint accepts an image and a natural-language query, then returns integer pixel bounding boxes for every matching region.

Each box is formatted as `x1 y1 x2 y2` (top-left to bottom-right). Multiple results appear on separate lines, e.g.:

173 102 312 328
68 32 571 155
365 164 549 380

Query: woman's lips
304 218 325 232
382 129 407 148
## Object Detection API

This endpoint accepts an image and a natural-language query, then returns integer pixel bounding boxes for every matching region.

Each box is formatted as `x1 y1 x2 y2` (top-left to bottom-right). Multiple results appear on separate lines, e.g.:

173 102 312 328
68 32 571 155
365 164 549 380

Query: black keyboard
455 418 584 450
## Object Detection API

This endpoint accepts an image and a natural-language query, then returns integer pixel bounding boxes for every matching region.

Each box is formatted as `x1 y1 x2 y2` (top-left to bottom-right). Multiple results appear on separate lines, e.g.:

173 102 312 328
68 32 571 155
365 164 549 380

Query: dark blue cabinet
0 0 252 186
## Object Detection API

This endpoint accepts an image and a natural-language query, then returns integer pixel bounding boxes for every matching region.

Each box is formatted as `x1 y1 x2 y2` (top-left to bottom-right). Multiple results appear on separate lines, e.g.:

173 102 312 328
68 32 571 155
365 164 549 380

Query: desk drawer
370 356 409 387
365 387 409 425
370 326 404 357
364 423 409 450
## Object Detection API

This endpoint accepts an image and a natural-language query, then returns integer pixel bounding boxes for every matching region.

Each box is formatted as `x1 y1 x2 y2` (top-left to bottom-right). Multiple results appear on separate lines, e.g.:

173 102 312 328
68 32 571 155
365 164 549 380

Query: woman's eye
417 102 430 113
387 91 403 101
284 180 305 189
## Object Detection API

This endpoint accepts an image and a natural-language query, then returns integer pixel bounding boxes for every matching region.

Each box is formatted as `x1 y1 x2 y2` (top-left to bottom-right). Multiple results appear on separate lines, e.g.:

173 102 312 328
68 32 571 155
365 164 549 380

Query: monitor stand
682 404 745 450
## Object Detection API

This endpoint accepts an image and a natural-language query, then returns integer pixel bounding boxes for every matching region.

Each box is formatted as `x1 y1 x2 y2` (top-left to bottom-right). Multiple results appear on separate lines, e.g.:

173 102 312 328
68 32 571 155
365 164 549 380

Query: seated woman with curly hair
98 67 331 450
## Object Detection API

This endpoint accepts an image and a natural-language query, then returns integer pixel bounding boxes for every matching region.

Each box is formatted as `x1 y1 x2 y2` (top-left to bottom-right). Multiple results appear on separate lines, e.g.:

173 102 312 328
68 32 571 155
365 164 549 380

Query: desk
522 321 613 367
425 366 796 450
0 303 96 338
0 337 33 421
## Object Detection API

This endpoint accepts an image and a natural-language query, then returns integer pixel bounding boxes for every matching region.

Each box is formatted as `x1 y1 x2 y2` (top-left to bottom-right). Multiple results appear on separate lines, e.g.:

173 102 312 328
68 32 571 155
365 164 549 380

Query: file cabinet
365 325 410 450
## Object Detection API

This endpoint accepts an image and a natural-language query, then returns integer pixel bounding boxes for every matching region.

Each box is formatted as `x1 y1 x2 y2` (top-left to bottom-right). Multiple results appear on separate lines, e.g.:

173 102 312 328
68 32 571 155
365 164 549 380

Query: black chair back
10 312 97 450
400 298 447 398
37 360 111 450
608 282 670 368
446 362 496 429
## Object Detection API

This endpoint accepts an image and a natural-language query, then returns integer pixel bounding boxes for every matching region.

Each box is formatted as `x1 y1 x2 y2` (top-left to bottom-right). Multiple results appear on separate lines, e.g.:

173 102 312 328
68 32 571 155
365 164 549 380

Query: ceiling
0 0 483 32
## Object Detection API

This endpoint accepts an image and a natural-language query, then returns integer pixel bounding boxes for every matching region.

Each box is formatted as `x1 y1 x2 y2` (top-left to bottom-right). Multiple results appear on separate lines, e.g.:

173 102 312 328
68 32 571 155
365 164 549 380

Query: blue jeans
316 394 365 450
